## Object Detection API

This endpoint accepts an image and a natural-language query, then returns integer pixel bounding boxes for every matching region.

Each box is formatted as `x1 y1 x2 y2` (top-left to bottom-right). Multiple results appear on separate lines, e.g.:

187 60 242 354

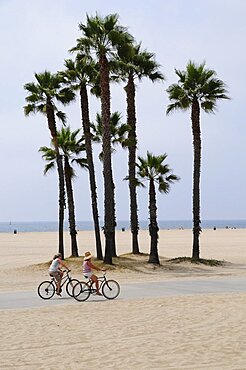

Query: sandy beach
1 228 246 369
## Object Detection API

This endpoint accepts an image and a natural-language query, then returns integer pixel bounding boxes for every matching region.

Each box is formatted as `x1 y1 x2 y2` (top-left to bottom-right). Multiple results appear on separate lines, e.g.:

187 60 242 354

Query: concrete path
1 277 246 310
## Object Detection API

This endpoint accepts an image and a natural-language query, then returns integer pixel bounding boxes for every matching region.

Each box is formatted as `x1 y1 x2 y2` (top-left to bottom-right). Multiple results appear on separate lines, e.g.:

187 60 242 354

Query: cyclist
49 253 69 295
83 251 105 295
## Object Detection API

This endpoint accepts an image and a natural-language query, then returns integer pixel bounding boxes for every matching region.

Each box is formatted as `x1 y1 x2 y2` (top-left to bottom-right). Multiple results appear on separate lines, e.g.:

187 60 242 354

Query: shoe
56 292 62 296
96 292 102 296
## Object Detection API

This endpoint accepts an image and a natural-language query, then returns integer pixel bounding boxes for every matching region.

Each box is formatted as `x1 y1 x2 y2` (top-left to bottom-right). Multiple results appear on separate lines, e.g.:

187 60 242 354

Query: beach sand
0 228 246 369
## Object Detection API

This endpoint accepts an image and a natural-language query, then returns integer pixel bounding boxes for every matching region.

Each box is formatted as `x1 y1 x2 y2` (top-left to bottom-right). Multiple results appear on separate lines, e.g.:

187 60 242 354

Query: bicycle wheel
37 281 55 299
73 282 90 302
66 279 80 297
102 280 120 300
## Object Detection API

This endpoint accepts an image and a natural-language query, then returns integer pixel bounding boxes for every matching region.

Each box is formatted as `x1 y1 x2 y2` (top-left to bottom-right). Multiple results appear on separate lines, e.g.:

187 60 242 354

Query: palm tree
39 127 87 257
24 71 75 259
136 152 180 264
59 56 103 260
71 13 133 264
166 61 229 261
90 111 129 159
91 111 129 257
115 43 165 255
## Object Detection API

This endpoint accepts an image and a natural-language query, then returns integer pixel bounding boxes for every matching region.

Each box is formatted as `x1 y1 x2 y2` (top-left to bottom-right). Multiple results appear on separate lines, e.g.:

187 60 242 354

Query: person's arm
88 260 105 272
60 261 69 270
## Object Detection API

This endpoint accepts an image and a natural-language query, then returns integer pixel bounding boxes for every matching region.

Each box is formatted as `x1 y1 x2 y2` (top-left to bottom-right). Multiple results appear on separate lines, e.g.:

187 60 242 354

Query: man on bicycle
49 253 69 295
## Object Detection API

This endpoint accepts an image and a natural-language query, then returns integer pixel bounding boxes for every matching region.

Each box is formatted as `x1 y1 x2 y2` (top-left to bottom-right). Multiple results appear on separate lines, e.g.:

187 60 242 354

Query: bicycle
72 272 120 302
37 270 79 300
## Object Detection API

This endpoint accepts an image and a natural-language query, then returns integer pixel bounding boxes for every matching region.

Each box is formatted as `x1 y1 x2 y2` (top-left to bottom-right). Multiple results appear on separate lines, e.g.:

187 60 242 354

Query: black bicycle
37 270 79 300
72 273 120 302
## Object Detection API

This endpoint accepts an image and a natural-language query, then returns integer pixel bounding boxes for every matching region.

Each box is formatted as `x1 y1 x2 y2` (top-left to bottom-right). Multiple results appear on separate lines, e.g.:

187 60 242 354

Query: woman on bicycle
49 253 69 295
83 251 105 295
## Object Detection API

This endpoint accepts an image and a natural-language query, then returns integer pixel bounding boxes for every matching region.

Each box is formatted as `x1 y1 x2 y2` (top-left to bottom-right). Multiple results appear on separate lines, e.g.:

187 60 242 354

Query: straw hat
84 251 92 261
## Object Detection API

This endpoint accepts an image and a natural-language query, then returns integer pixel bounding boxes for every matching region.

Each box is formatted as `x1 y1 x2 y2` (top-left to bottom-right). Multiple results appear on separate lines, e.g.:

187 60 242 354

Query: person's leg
91 275 102 295
56 281 61 294
55 272 62 294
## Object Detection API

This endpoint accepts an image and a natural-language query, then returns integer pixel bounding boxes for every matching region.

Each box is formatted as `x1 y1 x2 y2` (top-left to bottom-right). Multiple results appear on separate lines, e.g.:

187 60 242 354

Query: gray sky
0 0 245 223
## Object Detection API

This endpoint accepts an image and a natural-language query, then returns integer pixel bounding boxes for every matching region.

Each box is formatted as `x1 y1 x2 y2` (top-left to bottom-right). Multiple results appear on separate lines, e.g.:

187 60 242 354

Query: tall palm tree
59 56 103 260
115 43 165 255
71 13 133 264
91 111 129 257
24 71 75 259
136 152 179 264
39 127 87 257
166 61 229 261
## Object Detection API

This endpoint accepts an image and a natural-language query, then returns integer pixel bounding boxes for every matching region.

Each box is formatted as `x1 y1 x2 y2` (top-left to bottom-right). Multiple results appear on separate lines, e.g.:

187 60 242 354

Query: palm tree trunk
148 179 160 264
46 101 65 258
57 155 65 259
191 99 201 261
64 156 79 257
100 54 116 264
80 85 103 260
125 74 140 254
111 175 117 258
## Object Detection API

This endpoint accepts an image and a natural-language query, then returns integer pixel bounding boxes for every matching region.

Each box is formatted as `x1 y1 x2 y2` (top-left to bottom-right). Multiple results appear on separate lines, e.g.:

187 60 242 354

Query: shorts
83 272 92 279
49 271 62 283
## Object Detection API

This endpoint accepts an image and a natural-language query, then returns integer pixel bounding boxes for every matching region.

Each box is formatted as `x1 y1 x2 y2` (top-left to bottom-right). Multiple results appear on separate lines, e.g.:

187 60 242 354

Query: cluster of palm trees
23 13 229 265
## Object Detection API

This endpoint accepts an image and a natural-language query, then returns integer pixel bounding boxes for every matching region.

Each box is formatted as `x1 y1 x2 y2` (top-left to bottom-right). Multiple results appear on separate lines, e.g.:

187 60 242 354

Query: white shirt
49 258 60 273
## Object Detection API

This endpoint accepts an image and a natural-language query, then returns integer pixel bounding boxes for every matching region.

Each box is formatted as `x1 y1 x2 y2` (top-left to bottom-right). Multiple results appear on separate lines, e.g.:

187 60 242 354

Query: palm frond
73 158 88 169
124 175 145 188
43 162 56 175
56 111 66 125
24 104 37 116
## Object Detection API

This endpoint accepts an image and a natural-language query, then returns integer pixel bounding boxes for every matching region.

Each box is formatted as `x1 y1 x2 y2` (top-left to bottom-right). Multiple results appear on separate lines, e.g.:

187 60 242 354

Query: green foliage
90 111 129 159
114 42 165 83
166 61 230 115
71 13 134 60
39 127 88 176
39 146 56 175
136 151 180 193
58 55 99 94
24 71 75 123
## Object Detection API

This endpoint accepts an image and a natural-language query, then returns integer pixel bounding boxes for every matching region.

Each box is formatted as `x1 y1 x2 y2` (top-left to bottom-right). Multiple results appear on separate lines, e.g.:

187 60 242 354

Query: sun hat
84 251 92 261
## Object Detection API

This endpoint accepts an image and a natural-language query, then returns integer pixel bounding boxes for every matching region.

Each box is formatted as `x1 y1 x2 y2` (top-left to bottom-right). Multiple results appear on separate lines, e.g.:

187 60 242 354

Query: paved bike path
1 277 246 310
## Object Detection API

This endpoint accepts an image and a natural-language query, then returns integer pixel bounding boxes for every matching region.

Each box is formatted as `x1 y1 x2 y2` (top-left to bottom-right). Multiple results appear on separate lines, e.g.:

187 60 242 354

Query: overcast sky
0 0 245 223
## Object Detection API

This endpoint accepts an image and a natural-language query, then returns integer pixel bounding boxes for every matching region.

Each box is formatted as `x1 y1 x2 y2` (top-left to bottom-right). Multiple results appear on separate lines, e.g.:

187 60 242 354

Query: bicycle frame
50 270 71 288
38 269 80 300
72 273 120 302
85 275 107 293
